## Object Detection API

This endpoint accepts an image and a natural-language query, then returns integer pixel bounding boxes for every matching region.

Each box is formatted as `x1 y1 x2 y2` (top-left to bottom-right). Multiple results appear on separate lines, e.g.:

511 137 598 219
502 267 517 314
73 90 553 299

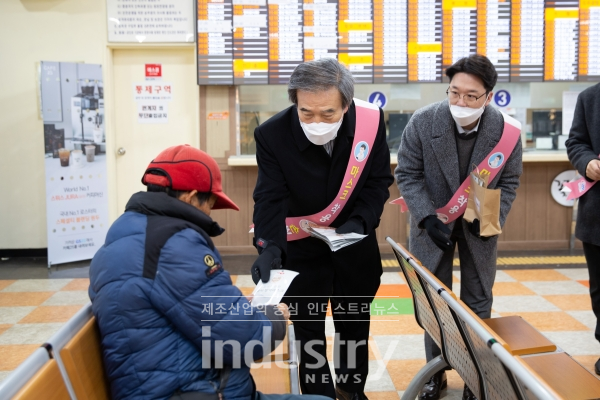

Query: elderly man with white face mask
251 59 394 400
395 54 523 400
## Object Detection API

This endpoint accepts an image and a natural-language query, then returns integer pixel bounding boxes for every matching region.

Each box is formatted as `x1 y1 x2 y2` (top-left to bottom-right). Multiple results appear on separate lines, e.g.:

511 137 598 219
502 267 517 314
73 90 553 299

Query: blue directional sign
368 91 387 109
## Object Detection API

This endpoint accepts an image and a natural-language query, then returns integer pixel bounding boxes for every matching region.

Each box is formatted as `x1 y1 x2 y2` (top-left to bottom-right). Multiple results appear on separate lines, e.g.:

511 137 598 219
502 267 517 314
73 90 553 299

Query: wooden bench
252 322 300 395
0 347 70 400
1 301 299 399
12 359 71 400
387 238 600 400
59 317 111 400
252 362 293 394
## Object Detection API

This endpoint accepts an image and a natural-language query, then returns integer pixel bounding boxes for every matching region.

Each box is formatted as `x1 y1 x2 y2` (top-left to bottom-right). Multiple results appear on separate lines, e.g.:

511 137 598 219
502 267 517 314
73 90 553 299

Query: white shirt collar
456 119 481 135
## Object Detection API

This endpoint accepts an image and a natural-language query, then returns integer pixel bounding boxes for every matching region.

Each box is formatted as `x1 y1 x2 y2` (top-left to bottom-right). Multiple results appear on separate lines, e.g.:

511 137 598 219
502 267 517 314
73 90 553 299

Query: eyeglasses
446 88 488 106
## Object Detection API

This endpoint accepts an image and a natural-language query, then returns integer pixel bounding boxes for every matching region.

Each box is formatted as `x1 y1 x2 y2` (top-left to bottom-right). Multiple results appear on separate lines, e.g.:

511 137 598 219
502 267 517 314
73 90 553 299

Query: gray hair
288 59 355 109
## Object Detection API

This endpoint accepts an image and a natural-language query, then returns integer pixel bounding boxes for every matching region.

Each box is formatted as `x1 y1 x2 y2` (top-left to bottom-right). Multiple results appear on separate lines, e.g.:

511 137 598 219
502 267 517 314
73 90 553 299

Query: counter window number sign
368 92 387 109
494 90 511 107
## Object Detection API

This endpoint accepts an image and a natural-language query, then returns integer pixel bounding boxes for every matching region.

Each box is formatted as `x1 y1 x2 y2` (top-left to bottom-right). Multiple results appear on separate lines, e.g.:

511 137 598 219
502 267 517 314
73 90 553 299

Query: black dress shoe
335 386 368 400
418 371 447 400
462 385 477 400
595 357 600 375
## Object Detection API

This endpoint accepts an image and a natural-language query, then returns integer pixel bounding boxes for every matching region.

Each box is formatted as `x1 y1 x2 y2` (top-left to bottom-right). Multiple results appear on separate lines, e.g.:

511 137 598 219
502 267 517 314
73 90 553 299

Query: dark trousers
283 235 381 399
583 242 600 342
425 224 493 362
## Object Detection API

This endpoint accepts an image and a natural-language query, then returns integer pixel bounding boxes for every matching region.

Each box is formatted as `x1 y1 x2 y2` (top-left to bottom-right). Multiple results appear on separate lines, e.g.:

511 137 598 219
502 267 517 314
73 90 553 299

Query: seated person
89 145 327 400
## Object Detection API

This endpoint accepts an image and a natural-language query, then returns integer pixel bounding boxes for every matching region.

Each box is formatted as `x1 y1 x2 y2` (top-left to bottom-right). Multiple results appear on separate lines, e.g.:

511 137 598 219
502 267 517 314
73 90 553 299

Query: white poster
133 82 174 102
107 0 195 43
138 102 169 124
41 62 109 266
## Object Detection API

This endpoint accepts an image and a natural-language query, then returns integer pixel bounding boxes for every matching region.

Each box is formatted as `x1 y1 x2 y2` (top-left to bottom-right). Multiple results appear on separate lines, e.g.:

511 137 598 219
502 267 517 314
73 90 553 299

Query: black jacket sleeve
566 91 600 182
347 108 394 233
252 126 290 257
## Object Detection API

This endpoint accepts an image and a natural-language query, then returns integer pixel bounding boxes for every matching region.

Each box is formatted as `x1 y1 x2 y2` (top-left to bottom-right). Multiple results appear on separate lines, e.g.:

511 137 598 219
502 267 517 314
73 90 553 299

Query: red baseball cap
141 144 239 211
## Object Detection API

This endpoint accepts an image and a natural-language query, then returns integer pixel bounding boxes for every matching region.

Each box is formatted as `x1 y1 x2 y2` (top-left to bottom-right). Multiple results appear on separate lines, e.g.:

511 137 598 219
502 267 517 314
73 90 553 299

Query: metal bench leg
401 356 448 400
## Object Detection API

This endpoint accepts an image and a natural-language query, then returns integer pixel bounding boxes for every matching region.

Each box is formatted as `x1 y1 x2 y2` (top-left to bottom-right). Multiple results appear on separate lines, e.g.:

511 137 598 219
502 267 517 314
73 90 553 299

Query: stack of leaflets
308 225 367 252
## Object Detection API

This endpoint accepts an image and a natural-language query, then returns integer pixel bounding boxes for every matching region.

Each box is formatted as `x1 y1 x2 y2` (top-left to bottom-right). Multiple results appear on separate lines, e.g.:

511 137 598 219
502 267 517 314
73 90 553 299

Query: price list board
545 0 579 81
477 0 511 82
579 0 600 81
511 0 545 81
233 0 269 84
408 0 443 82
373 0 408 82
338 0 374 83
268 0 304 84
198 0 600 84
442 0 477 82
198 0 234 85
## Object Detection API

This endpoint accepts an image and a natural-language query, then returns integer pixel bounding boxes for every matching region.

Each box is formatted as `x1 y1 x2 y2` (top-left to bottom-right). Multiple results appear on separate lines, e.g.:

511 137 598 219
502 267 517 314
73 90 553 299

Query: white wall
0 0 106 249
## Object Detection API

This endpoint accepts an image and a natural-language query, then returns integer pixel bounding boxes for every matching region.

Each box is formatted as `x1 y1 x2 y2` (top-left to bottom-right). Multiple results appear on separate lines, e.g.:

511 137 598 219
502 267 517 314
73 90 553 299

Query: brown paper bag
463 167 502 237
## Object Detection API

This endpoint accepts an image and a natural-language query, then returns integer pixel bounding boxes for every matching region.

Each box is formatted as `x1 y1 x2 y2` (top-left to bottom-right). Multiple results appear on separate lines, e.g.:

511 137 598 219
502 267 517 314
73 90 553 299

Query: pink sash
391 112 521 224
563 156 599 200
282 98 380 240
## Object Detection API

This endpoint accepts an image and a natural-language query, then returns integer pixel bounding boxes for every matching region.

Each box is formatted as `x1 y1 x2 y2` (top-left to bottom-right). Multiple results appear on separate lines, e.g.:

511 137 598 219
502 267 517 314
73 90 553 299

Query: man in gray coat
395 55 522 400
565 82 600 375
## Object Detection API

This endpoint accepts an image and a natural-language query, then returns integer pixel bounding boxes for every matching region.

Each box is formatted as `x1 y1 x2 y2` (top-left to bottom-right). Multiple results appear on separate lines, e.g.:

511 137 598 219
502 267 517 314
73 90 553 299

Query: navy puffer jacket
89 192 284 400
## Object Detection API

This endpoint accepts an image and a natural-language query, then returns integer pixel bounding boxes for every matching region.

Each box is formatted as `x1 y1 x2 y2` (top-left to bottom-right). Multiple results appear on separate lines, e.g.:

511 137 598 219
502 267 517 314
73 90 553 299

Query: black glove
467 219 491 242
422 215 453 252
251 245 282 284
335 218 365 235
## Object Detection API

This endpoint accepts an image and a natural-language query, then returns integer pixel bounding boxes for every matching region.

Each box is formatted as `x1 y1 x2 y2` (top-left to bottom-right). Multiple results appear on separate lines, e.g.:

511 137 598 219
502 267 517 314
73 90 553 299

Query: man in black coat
251 59 394 400
566 82 600 375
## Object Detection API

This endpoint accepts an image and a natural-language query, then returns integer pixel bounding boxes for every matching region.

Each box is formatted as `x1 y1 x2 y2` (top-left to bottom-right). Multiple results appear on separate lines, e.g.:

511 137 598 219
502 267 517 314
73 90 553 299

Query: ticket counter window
235 82 597 157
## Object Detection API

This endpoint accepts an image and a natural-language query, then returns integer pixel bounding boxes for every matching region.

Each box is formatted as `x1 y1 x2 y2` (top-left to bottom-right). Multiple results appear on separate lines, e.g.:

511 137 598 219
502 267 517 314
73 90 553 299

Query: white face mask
449 101 487 127
300 115 344 146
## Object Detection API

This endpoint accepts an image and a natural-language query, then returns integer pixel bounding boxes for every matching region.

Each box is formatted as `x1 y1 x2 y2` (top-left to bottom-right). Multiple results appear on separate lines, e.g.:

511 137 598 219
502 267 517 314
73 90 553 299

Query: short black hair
147 184 212 205
445 54 498 93
360 144 366 150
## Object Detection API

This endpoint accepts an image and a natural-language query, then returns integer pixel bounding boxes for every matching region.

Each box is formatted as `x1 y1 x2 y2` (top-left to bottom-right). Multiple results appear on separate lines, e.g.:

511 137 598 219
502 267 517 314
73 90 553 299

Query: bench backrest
12 359 70 400
59 317 111 400
393 247 444 351
451 303 523 400
387 238 562 400
420 275 484 399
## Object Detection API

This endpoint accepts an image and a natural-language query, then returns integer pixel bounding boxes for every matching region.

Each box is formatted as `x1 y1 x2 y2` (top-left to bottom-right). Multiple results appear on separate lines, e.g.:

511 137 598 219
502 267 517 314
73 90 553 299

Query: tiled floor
0 268 598 399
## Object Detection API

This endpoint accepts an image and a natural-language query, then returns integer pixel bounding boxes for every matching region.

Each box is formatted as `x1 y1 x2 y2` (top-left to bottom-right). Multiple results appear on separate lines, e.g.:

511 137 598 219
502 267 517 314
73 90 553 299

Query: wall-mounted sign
494 90 511 107
368 92 387 109
551 170 578 207
207 111 229 120
107 0 194 43
145 64 162 80
138 102 169 124
133 83 173 102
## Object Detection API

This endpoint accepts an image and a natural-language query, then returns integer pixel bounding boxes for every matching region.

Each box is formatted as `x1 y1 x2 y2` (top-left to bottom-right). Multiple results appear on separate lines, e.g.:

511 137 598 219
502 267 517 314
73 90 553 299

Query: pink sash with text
391 112 521 224
284 98 381 241
563 155 599 200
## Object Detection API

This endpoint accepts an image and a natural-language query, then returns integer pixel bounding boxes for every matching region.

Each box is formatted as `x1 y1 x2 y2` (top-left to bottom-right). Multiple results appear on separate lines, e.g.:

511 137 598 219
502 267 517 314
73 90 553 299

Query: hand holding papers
251 269 298 307
307 225 367 252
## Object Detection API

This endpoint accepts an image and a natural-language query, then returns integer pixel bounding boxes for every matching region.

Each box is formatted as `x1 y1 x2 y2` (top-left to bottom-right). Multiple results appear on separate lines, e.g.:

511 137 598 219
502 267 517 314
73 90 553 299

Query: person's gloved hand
251 246 282 284
422 215 453 251
335 218 365 235
467 219 491 242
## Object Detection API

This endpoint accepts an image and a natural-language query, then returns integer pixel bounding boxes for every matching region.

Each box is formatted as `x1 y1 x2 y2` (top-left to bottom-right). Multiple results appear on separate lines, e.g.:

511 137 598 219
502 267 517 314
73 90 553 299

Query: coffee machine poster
40 61 109 266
